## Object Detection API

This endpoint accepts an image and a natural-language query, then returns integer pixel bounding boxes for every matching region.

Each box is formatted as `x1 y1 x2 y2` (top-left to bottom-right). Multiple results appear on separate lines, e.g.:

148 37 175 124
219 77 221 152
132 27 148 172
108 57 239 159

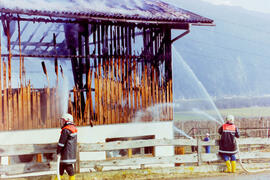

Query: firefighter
218 115 240 173
56 113 77 180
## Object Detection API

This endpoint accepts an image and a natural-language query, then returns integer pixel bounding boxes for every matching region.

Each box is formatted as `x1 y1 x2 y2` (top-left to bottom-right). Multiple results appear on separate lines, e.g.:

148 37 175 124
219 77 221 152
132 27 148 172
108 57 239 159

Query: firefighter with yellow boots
55 113 78 180
218 115 240 173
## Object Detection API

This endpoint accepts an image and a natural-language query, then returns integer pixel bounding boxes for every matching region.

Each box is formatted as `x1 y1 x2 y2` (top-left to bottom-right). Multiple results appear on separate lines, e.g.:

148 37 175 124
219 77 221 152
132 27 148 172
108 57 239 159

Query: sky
200 0 270 14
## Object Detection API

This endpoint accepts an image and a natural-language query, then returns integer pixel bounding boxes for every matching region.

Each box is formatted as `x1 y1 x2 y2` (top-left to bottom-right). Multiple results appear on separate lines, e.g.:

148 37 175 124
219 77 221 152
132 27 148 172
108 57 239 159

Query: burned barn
0 0 213 131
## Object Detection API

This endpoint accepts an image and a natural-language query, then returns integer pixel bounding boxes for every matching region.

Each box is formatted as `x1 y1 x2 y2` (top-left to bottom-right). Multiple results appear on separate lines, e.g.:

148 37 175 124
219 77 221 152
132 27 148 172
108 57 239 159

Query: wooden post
197 138 202 166
13 91 18 130
75 144 80 173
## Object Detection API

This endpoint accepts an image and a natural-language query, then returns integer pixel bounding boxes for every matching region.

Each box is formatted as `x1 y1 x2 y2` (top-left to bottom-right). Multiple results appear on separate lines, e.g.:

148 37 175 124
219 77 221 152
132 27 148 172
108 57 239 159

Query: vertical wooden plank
46 87 51 128
22 86 28 129
18 88 22 130
107 60 111 124
94 72 99 125
166 82 170 120
8 87 12 130
121 57 126 123
115 58 119 124
170 79 173 120
129 58 133 120
99 76 103 124
27 84 32 129
133 59 137 111
162 77 165 121
12 91 18 130
155 68 159 109
73 87 78 125
32 90 37 129
36 91 41 128
3 62 8 130
103 63 108 125
111 62 115 124
117 57 121 124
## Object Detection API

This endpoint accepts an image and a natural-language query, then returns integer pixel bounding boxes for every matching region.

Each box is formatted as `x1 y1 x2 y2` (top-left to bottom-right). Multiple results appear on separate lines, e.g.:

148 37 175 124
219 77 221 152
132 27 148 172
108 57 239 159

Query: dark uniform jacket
57 122 78 164
218 122 240 155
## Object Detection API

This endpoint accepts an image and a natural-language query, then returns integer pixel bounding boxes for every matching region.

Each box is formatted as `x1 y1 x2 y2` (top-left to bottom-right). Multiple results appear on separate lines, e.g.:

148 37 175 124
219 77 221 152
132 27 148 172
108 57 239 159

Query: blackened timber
84 24 90 89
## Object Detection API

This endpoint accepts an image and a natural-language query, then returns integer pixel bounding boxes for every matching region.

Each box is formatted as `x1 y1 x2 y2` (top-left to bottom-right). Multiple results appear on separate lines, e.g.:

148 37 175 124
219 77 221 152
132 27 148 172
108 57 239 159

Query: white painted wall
0 121 174 171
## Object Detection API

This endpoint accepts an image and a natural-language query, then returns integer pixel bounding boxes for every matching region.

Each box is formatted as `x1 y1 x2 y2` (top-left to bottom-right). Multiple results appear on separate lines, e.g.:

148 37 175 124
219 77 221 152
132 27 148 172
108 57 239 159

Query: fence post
197 138 202 166
75 144 80 173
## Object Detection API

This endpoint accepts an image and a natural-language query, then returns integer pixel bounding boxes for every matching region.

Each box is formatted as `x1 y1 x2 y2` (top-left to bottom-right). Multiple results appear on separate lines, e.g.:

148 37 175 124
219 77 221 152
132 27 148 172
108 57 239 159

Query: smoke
57 69 70 115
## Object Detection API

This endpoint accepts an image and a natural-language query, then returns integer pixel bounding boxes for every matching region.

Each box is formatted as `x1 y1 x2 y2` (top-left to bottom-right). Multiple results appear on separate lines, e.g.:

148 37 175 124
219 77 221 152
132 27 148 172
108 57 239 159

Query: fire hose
236 139 269 173
57 155 61 180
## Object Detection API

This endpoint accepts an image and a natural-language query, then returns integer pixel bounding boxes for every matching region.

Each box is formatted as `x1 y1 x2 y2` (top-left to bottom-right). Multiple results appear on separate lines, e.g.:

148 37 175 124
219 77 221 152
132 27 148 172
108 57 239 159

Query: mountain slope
169 0 270 98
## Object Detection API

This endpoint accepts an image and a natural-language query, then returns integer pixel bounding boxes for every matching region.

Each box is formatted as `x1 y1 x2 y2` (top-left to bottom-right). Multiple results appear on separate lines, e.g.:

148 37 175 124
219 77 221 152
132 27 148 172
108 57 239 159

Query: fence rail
0 138 270 176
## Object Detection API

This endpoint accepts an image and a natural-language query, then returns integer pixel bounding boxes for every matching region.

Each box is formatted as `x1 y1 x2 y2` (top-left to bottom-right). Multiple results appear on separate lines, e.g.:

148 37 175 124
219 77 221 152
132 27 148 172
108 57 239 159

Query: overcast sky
201 0 270 14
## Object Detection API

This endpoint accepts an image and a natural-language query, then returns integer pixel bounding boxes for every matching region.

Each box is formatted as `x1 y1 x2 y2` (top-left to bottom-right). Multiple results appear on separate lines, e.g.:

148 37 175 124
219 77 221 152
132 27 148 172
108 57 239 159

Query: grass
173 106 270 121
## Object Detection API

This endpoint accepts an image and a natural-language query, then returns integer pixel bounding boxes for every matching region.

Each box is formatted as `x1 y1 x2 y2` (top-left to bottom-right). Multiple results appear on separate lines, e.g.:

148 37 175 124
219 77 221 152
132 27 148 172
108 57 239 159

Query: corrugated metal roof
0 0 213 25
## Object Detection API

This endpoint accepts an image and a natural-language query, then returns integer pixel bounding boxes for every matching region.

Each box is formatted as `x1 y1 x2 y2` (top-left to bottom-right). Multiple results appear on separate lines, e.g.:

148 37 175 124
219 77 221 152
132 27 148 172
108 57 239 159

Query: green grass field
173 106 270 121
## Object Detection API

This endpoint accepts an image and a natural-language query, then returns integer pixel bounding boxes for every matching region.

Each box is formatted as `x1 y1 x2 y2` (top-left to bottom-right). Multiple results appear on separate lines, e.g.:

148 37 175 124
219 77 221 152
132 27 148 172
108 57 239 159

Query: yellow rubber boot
54 175 64 180
225 160 232 173
231 161 236 173
69 175 75 180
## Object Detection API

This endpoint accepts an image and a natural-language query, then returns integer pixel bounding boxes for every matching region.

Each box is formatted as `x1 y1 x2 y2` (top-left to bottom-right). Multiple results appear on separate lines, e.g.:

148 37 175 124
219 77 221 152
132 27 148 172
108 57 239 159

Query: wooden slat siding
36 92 41 128
117 57 121 124
141 66 145 111
124 58 128 123
122 58 127 123
127 57 131 123
133 59 137 111
119 78 123 123
103 63 108 125
111 62 115 124
8 87 12 130
115 58 120 124
150 65 155 107
98 76 103 125
144 65 149 121
166 82 169 120
94 72 99 125
32 91 37 129
73 87 77 125
27 84 32 129
12 91 17 130
3 62 8 130
152 68 156 109
17 88 22 130
162 77 166 121
50 88 55 127
89 70 94 126
107 60 112 125
129 57 133 120
46 87 51 128
84 69 90 125
22 87 27 129
170 80 173 120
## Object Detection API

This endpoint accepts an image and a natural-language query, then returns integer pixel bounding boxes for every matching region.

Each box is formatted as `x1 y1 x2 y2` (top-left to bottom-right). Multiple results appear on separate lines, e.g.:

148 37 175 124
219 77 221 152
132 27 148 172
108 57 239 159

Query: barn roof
0 0 213 27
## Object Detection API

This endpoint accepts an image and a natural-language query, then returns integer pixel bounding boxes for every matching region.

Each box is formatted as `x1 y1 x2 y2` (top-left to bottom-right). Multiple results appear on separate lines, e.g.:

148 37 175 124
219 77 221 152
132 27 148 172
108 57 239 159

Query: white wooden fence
0 138 270 176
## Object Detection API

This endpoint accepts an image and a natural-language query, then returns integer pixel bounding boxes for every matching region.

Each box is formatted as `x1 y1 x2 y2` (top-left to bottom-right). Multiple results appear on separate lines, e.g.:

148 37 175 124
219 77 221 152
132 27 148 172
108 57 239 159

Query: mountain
168 0 270 98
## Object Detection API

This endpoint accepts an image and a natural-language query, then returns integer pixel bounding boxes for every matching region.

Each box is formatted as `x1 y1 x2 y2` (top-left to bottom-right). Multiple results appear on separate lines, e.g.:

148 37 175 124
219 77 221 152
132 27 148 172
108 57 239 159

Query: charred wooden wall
0 16 173 131
67 23 173 126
